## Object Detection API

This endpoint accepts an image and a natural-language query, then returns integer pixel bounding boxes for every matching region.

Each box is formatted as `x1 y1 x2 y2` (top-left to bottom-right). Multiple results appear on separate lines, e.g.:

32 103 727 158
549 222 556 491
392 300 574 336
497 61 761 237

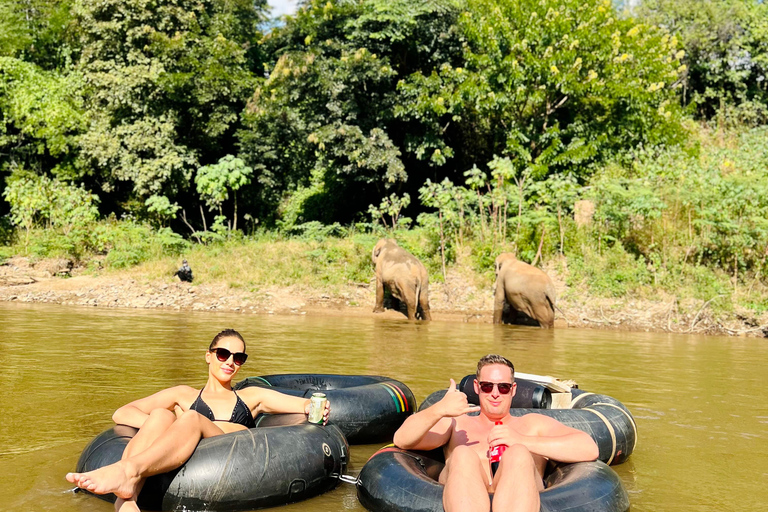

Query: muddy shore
2 257 766 337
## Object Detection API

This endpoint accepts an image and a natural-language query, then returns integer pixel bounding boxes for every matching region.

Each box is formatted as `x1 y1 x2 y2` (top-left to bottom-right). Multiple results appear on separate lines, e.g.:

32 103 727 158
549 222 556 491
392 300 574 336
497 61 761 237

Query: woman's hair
209 329 246 351
476 354 515 379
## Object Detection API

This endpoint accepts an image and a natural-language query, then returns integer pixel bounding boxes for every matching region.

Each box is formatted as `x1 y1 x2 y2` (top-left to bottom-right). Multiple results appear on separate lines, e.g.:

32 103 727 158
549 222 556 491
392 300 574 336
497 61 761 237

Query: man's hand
487 421 524 449
437 379 481 418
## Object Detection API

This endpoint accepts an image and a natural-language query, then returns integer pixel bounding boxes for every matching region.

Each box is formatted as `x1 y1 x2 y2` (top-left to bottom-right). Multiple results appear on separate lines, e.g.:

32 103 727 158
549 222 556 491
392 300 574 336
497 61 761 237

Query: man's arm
488 414 599 463
394 379 480 451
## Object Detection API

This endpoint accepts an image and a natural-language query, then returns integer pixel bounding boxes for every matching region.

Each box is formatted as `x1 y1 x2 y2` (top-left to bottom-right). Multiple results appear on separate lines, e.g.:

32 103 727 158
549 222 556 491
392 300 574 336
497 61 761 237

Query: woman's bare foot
115 497 141 512
65 461 141 500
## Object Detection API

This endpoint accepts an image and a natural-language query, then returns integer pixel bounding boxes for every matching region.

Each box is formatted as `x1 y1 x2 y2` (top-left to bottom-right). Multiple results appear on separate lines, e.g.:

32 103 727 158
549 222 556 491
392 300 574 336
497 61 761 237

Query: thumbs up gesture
437 379 482 418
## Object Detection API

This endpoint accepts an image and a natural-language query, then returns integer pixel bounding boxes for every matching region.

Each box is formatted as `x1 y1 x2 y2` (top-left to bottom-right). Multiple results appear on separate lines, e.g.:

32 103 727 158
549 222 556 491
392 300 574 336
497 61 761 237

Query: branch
180 209 202 244
686 295 724 333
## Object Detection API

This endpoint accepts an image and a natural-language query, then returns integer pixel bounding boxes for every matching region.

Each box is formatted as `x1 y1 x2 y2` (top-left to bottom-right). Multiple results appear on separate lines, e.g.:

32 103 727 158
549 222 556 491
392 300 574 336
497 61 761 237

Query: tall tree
396 0 688 182
636 0 768 123
71 0 267 215
238 0 464 225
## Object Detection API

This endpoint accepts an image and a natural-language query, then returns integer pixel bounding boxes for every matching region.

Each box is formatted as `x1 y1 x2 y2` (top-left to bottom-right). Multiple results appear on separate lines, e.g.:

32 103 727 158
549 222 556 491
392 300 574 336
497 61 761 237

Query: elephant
371 239 432 321
493 253 556 328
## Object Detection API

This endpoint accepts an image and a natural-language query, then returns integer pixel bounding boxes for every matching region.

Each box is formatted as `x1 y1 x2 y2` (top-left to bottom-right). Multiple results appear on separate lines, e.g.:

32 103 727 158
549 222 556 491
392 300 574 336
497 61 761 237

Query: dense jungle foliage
2 0 768 312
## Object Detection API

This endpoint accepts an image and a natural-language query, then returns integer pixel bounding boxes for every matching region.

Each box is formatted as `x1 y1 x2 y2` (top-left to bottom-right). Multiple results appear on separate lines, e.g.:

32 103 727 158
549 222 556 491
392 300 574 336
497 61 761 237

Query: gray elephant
372 239 432 321
493 253 556 328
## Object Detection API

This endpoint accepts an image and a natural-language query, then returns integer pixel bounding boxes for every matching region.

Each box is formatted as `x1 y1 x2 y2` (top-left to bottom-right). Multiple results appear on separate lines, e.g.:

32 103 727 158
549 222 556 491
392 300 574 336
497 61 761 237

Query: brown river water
1 302 767 512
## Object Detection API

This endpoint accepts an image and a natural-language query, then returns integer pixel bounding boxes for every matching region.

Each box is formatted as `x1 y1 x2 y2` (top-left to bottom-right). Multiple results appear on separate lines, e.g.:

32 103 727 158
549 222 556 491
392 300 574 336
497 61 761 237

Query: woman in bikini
65 329 330 512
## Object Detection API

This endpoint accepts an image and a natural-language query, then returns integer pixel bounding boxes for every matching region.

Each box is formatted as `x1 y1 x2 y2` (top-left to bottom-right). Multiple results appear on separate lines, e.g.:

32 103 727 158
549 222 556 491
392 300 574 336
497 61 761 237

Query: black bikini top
189 389 255 428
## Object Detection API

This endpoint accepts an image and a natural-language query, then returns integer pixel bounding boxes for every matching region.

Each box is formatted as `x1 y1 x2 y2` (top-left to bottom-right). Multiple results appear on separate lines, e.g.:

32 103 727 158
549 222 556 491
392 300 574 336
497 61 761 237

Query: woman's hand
304 399 332 425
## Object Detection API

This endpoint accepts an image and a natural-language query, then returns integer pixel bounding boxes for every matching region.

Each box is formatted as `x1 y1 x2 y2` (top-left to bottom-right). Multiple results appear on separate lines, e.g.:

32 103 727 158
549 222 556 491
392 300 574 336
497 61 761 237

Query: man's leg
114 409 177 512
67 410 223 500
491 444 541 512
442 445 491 512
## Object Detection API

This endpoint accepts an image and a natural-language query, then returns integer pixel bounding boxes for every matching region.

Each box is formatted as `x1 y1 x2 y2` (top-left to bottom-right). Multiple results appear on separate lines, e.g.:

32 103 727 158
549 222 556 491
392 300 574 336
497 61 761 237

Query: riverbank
2 255 766 337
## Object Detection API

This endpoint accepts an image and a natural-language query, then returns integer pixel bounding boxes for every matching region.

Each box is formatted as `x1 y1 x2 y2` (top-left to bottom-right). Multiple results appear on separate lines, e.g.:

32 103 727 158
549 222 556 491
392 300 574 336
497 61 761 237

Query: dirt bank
1 257 766 337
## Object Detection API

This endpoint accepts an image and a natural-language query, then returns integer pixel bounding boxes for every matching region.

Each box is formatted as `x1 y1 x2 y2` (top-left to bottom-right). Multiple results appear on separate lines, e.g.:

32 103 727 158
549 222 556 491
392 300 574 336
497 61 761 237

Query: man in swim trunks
393 354 598 512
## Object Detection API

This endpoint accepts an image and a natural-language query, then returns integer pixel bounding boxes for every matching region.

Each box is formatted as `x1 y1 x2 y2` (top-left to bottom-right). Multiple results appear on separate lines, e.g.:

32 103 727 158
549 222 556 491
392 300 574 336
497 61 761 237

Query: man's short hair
476 354 515 379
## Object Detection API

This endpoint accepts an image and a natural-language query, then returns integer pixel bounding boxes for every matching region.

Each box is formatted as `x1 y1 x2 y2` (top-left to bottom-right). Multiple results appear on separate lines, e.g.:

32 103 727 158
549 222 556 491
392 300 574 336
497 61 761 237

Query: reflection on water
1 302 767 511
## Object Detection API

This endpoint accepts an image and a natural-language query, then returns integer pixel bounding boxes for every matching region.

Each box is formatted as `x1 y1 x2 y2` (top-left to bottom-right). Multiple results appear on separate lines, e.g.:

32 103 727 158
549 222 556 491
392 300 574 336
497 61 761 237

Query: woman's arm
239 387 330 423
112 386 192 428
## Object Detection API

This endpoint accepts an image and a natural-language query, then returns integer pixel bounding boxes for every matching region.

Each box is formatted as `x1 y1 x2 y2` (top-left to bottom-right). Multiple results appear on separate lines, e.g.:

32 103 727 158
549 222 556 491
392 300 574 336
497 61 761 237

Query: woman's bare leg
442 445 491 512
67 411 223 500
114 409 177 512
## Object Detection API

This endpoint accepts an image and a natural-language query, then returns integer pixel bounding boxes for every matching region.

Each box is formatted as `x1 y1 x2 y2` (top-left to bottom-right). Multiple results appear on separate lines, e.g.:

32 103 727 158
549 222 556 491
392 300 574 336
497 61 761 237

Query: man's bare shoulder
511 412 568 435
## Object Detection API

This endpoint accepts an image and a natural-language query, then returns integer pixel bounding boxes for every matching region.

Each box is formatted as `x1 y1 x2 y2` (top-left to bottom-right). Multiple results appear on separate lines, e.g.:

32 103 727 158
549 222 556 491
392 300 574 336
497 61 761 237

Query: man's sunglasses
478 381 514 394
210 347 248 366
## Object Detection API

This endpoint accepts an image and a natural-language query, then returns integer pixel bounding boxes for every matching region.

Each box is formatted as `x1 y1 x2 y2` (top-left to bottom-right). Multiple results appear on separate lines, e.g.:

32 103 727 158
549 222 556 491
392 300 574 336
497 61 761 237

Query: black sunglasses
210 347 248 366
478 381 513 394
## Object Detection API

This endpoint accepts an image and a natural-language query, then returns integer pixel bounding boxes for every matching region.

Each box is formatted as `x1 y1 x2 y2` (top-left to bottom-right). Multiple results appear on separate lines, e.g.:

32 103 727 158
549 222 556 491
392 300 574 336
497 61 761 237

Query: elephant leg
401 285 417 320
419 290 432 321
536 305 555 329
373 276 385 313
493 284 506 324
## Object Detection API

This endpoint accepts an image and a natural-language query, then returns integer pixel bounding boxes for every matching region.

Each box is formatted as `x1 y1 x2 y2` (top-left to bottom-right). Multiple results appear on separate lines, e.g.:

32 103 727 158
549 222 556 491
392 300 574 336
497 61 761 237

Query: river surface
1 302 766 512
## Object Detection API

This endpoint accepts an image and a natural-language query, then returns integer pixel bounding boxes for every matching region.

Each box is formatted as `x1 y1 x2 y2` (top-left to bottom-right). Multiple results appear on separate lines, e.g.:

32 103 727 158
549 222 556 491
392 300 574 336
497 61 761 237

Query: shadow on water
1 301 766 511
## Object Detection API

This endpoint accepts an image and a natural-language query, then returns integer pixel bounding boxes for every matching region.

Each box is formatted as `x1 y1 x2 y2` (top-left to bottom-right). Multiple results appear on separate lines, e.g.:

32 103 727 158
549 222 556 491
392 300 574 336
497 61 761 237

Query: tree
396 0 688 183
238 0 463 226
636 0 768 123
71 0 266 215
0 57 86 210
195 154 253 233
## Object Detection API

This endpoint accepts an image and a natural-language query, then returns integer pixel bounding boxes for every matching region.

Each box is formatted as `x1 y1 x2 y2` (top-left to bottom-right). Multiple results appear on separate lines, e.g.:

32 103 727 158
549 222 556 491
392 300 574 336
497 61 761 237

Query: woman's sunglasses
210 347 248 366
478 381 514 394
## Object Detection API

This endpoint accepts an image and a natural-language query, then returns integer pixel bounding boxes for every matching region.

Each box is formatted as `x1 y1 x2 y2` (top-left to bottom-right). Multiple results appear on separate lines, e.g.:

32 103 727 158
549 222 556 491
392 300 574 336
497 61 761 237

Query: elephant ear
372 239 387 261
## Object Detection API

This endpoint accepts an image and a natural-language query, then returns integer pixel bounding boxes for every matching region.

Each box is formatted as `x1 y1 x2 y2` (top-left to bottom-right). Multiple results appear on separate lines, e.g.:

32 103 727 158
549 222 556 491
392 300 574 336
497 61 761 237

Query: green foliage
368 192 411 229
144 195 180 226
636 0 768 123
0 57 85 176
195 154 253 232
396 0 688 180
0 0 74 68
70 0 265 210
238 0 462 224
567 243 651 297
2 170 98 240
92 221 190 269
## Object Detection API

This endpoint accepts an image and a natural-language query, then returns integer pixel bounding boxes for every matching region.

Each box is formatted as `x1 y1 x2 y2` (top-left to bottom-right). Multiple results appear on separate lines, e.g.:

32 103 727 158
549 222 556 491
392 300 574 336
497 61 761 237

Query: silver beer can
308 392 327 424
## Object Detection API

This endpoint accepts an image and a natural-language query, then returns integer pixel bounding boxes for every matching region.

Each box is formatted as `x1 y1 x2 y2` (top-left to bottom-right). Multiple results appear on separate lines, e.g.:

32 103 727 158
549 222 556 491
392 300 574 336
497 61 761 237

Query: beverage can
308 392 327 424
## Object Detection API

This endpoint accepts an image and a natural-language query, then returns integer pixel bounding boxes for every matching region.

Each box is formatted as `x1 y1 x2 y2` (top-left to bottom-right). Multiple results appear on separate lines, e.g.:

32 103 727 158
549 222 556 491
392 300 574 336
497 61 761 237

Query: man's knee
499 444 535 471
449 445 481 466
445 446 484 478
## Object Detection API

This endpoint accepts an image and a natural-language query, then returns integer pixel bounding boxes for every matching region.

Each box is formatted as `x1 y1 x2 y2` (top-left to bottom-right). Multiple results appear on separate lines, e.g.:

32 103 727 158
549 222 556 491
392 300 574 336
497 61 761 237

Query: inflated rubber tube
235 374 416 444
357 447 630 512
75 418 348 511
418 376 637 465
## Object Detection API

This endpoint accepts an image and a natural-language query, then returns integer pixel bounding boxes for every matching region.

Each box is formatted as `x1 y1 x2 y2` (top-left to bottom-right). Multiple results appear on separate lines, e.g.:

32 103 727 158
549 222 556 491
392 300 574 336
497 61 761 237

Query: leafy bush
567 243 652 297
2 170 99 244
93 221 190 269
